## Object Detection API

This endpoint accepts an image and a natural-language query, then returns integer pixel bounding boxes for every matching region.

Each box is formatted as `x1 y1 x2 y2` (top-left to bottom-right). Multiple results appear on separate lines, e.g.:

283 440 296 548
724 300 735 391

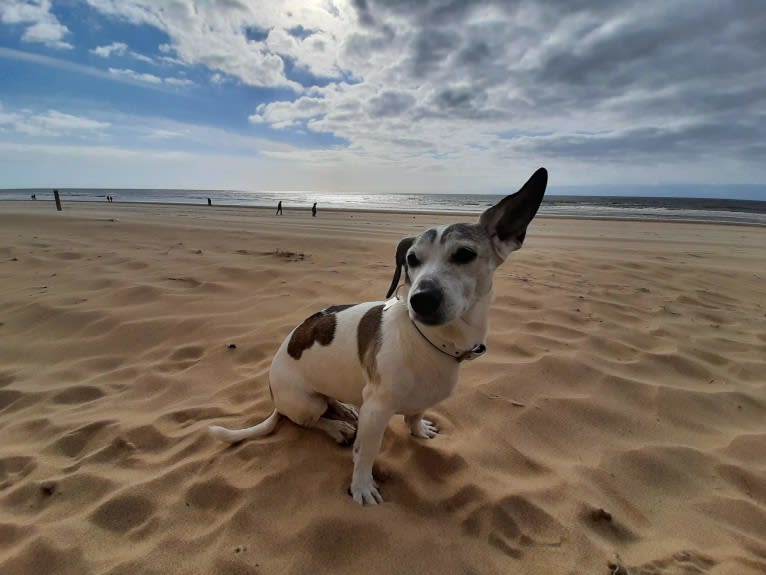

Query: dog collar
385 294 486 362
409 318 486 363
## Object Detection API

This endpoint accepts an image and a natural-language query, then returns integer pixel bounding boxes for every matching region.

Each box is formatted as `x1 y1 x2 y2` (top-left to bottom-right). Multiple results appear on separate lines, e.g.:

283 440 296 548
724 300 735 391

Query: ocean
2 188 766 225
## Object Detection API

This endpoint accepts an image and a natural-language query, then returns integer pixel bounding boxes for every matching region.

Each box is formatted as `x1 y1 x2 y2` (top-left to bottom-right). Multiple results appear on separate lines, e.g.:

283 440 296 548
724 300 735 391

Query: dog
210 168 548 505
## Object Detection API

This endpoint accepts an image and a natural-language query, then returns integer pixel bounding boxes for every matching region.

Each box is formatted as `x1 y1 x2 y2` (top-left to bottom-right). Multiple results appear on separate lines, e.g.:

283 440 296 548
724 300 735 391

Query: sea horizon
2 186 766 225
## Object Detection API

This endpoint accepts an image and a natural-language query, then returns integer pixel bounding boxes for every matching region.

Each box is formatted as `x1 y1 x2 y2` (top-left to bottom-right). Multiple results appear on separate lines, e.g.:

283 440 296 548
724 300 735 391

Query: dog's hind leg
324 399 359 424
313 417 356 445
271 379 356 444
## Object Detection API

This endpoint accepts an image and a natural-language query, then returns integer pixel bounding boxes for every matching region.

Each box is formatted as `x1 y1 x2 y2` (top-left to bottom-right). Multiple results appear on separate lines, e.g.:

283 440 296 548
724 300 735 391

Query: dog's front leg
350 394 393 505
405 413 438 439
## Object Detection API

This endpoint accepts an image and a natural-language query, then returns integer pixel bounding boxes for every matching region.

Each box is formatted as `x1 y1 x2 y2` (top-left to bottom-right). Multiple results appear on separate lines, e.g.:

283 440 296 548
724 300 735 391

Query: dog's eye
407 253 421 267
451 247 477 264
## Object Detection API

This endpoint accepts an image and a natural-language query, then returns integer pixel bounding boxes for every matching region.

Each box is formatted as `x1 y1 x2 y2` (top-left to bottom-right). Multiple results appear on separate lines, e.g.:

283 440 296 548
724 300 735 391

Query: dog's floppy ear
479 167 547 262
386 236 415 298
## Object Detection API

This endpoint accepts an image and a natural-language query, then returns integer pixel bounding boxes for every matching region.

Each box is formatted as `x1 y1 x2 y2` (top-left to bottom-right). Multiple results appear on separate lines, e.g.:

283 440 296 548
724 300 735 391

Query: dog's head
386 168 547 326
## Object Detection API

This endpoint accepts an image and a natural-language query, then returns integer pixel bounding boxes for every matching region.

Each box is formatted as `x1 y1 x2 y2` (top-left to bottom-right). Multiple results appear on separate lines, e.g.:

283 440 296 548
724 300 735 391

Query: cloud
0 106 110 137
108 67 194 87
163 77 194 87
0 46 182 92
90 42 128 58
238 0 766 178
0 101 759 193
130 51 155 64
368 91 416 119
108 67 162 84
91 41 158 64
249 95 329 129
0 0 73 49
4 1 765 188
85 0 352 89
38 110 111 131
0 105 291 175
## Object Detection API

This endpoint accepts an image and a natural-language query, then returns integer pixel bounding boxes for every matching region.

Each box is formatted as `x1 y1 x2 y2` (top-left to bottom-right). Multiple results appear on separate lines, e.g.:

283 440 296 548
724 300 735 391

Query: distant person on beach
31 194 36 200
312 202 317 217
276 201 283 215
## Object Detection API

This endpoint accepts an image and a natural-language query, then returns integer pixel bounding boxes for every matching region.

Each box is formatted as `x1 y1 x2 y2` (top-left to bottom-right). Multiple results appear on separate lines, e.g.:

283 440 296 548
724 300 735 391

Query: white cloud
108 67 162 84
0 46 181 91
0 100 762 192
3 1 764 188
144 128 187 140
0 0 72 49
0 102 291 158
130 51 155 64
90 41 128 58
108 67 194 87
164 77 194 87
0 106 110 137
265 26 342 79
236 0 765 180
84 0 352 89
91 41 158 65
0 140 185 160
40 110 111 131
249 96 329 129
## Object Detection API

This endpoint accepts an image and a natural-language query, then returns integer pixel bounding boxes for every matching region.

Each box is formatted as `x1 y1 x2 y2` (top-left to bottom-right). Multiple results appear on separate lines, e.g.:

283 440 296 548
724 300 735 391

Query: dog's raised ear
479 167 547 262
386 236 415 298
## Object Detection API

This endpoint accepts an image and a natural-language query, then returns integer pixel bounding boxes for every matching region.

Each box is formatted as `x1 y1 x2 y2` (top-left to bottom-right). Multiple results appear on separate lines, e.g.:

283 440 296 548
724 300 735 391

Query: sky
0 0 764 198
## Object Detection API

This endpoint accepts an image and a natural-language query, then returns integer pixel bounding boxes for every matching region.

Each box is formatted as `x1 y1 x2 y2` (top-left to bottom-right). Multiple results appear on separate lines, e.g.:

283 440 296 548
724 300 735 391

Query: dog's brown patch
357 305 384 383
287 305 355 360
324 304 355 314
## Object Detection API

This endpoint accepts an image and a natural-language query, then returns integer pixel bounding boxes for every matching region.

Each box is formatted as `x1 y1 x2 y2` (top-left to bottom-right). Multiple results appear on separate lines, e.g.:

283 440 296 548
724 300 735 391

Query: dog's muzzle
409 287 443 324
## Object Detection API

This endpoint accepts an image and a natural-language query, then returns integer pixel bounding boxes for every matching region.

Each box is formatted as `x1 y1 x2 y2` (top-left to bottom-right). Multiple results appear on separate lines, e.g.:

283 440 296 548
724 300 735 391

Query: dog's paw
410 418 438 439
328 420 357 445
349 478 382 505
329 400 359 424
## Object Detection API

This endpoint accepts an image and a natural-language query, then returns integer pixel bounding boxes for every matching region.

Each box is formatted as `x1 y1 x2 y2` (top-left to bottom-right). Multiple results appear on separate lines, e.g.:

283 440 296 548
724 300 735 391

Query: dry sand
1 200 765 575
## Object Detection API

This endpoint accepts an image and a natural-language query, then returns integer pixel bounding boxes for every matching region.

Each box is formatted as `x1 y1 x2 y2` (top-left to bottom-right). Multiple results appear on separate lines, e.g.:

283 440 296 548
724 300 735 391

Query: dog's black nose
410 288 442 317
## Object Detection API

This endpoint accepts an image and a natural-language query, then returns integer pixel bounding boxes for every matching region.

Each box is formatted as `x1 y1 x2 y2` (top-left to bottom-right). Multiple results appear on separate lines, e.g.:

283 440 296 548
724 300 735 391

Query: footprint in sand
462 495 567 559
90 494 155 533
51 385 105 405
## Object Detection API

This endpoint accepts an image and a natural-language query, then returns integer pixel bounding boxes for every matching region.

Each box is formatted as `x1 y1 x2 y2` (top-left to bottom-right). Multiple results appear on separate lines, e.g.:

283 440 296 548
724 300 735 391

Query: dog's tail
209 409 280 443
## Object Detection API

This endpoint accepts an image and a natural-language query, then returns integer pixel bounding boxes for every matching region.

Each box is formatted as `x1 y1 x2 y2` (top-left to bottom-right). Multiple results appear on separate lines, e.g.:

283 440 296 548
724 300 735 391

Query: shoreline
3 198 765 227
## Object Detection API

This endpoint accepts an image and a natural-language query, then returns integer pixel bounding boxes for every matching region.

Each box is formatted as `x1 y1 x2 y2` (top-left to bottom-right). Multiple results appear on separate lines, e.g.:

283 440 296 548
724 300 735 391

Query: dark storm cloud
350 0 376 27
456 39 490 66
368 90 416 117
421 86 497 120
523 122 765 162
532 3 763 92
412 28 460 76
347 0 765 163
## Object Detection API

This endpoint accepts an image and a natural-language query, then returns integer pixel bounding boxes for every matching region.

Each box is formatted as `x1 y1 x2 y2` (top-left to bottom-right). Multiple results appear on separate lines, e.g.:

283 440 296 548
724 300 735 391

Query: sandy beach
1 200 765 575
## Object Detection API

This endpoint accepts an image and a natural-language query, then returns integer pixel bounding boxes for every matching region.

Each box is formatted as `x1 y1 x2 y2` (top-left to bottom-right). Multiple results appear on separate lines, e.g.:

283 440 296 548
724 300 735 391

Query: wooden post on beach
53 189 62 211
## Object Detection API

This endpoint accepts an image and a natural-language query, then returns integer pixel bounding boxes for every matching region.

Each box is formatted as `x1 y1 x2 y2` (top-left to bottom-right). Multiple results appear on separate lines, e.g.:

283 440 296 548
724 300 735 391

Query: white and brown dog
210 168 548 505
